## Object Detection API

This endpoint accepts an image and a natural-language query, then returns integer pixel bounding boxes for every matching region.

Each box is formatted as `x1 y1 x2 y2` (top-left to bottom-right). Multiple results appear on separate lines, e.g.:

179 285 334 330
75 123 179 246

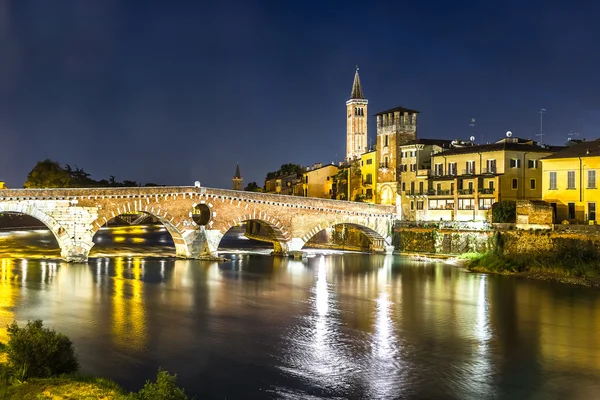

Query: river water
0 225 599 399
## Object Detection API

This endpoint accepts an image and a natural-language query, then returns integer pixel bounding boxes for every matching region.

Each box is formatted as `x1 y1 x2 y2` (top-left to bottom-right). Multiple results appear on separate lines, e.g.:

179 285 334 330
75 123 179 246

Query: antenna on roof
536 108 546 145
469 118 478 144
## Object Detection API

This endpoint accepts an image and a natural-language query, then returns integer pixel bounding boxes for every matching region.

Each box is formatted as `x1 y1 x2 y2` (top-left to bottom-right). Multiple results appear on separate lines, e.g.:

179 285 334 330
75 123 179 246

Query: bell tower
346 67 368 161
232 163 243 191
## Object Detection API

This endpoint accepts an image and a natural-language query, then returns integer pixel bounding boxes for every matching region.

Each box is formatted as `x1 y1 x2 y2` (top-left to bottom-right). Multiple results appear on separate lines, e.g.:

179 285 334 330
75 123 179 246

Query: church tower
232 163 243 191
346 67 368 161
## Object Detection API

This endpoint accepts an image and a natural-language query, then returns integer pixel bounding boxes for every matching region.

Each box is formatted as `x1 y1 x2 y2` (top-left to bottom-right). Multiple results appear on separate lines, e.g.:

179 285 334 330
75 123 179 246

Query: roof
435 139 558 157
543 138 600 160
399 138 453 148
374 106 420 116
350 68 364 99
234 163 241 179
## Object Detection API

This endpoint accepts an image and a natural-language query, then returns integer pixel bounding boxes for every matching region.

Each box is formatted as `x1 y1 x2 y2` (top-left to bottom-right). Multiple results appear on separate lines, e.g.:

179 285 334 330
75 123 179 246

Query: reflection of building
303 163 339 198
346 68 368 161
428 137 555 221
398 139 452 220
541 139 600 223
232 163 242 191
375 106 419 205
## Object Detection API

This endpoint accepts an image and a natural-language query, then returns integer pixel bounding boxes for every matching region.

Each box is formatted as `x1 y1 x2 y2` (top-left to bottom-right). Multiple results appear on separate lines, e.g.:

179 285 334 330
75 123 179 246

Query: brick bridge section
0 186 397 262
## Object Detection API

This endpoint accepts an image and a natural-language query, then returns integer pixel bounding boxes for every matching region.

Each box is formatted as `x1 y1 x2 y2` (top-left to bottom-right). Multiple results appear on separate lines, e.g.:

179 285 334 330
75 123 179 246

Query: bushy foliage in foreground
5 320 78 379
131 368 190 400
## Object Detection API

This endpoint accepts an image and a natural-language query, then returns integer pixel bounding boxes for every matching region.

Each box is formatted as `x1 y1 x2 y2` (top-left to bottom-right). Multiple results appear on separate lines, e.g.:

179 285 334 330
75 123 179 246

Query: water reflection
0 229 599 398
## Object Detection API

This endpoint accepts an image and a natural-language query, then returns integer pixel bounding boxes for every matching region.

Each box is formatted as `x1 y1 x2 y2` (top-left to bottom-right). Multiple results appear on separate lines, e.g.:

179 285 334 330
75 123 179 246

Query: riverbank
464 252 600 288
0 375 128 399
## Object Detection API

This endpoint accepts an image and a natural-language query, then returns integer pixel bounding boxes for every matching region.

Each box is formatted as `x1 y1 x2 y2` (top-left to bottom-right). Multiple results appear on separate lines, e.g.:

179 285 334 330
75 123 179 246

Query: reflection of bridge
0 187 397 261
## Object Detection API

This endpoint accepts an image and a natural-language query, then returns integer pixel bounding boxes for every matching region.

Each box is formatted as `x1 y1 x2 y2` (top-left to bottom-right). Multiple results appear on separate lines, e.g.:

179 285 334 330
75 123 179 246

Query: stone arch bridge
0 186 397 262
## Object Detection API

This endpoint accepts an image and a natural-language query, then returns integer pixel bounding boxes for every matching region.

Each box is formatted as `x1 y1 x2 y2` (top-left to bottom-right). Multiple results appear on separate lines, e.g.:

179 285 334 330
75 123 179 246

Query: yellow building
398 139 452 220
0 182 5 189
359 150 377 203
302 163 339 199
542 139 600 223
375 106 418 205
427 137 556 221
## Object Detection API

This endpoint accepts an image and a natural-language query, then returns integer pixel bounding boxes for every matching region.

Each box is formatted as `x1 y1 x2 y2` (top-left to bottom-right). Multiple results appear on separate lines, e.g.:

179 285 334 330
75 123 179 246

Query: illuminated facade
302 163 339 199
541 139 600 223
375 106 419 205
427 137 555 221
359 150 377 203
398 139 452 220
346 68 368 161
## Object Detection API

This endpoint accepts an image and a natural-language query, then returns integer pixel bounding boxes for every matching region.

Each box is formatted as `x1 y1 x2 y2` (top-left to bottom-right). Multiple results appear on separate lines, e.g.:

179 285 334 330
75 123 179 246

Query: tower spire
350 66 364 99
235 163 241 179
232 163 242 190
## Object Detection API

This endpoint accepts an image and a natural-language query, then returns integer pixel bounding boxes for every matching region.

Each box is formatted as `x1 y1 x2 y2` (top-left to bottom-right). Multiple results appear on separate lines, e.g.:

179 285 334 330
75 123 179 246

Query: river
0 225 599 399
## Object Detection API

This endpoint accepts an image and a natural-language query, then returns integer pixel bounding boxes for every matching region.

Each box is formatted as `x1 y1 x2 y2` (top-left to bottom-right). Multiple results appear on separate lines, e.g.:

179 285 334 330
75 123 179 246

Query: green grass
0 375 129 399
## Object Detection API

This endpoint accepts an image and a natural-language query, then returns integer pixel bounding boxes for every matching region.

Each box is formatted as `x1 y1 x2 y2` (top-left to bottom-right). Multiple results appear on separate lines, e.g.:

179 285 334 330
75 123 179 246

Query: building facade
359 150 377 203
398 139 452 220
426 137 555 221
346 68 368 161
375 106 419 205
303 163 339 199
542 139 600 223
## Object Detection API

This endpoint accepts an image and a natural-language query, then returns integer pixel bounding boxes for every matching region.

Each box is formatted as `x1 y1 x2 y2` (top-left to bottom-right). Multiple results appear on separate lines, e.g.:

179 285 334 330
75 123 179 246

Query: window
419 181 424 194
366 188 373 199
410 163 416 172
411 151 416 157
429 199 455 210
512 178 518 189
549 171 557 190
436 183 442 192
402 182 406 192
366 159 372 165
326 176 330 180
510 158 521 168
410 182 415 194
417 200 424 210
434 163 443 176
486 159 496 173
589 202 596 221
528 159 538 169
384 157 389 168
588 170 596 189
488 180 495 190
568 203 575 219
410 201 414 210
365 173 372 184
479 198 494 210
448 162 457 176
385 136 389 147
468 181 474 191
567 171 576 189
530 179 536 190
458 198 475 210
466 161 475 174
304 188 307 196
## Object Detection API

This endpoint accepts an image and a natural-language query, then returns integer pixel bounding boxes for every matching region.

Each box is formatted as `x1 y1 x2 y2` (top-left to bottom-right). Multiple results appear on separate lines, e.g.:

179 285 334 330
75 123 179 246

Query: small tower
233 163 243 191
346 67 368 161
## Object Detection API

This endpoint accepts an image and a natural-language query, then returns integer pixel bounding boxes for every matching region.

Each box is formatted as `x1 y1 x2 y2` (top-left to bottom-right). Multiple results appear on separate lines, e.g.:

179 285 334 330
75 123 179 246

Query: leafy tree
244 181 262 192
492 200 516 223
123 180 139 187
278 163 302 176
132 368 189 400
5 320 79 379
24 159 71 188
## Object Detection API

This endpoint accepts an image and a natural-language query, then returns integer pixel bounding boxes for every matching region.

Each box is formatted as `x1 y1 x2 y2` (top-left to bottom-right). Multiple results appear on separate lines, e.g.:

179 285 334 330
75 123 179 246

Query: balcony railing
379 163 389 169
428 189 454 196
417 169 430 177
478 188 495 194
458 188 474 195
461 169 475 175
483 167 497 174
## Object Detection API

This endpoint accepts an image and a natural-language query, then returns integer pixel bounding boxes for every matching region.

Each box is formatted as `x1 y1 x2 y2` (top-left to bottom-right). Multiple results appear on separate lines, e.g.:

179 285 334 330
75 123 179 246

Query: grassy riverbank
463 251 600 287
0 375 128 399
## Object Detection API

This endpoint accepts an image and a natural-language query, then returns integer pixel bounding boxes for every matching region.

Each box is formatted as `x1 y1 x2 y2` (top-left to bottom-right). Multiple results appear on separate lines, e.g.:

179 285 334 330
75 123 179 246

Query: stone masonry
0 186 396 261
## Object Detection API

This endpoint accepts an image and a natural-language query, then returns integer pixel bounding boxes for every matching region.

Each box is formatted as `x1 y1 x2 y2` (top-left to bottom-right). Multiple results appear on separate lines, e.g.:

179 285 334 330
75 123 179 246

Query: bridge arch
90 207 187 257
0 203 73 258
217 214 291 255
298 217 392 253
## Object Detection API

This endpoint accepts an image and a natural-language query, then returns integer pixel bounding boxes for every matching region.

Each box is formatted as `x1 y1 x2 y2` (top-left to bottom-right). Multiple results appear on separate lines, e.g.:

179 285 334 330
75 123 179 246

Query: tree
492 200 516 223
23 159 71 188
132 368 189 400
244 181 262 192
5 320 79 379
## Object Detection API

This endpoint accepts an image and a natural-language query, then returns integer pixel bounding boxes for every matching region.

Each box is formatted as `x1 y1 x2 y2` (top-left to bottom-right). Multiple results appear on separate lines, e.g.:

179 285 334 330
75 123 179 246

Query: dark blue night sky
1 1 599 188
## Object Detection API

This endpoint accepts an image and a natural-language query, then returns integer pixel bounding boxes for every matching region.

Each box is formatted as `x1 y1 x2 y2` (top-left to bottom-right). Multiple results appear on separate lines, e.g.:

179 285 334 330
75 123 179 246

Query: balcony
482 167 497 174
461 169 475 176
417 169 430 177
458 188 474 195
428 189 454 196
478 188 495 195
379 163 389 169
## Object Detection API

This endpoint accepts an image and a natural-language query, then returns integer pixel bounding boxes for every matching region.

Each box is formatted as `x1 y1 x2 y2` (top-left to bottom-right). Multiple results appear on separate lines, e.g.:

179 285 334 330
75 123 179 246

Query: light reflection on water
0 227 599 398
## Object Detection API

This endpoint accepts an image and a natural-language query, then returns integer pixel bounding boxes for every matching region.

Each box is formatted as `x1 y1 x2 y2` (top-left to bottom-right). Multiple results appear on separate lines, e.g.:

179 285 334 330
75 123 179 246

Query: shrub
5 320 78 379
492 200 516 223
132 368 189 400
